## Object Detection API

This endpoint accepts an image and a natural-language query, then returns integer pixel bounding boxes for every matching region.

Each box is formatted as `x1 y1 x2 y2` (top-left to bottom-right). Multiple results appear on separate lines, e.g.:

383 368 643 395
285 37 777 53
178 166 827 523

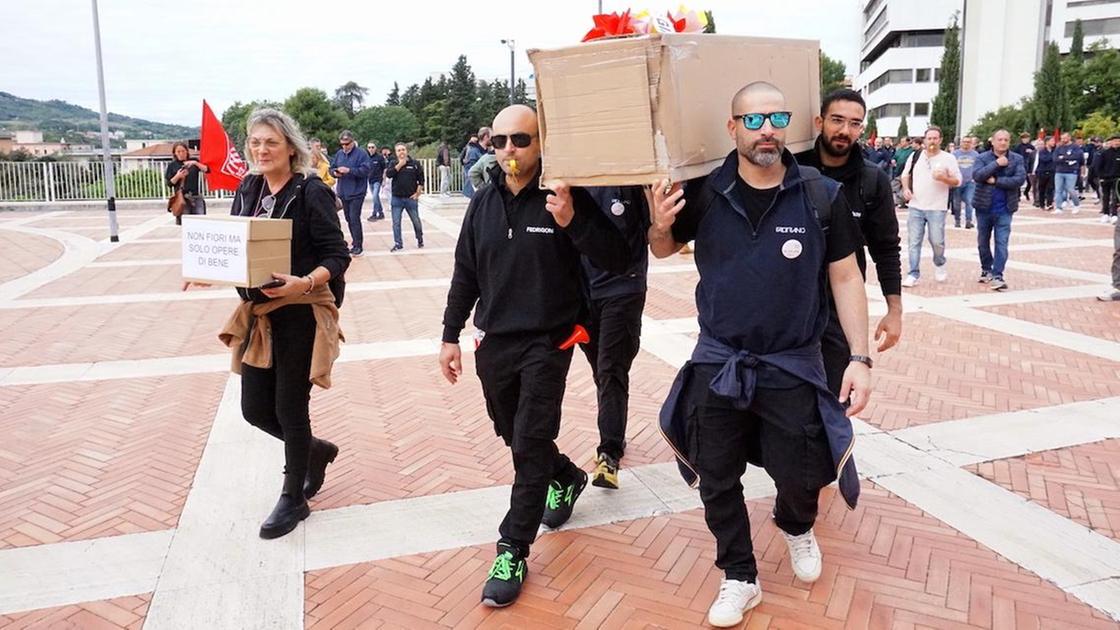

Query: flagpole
91 0 120 242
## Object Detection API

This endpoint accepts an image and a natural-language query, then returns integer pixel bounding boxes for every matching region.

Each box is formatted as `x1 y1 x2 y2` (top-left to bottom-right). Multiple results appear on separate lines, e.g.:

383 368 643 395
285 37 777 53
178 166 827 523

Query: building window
934 68 942 82
1067 0 1120 7
914 102 930 116
871 103 912 118
868 68 914 93
864 9 889 44
916 68 931 82
863 0 886 21
1065 17 1120 36
898 32 945 47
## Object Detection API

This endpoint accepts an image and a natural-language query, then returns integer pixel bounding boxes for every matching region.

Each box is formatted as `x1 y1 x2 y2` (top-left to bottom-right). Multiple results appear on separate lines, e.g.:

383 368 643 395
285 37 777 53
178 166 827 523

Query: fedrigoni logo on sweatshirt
775 226 807 234
526 226 555 234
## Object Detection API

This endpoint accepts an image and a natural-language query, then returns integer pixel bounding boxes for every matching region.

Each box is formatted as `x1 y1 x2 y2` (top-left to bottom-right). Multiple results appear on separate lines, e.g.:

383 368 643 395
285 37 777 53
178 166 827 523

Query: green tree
930 14 962 143
418 99 449 145
1078 110 1118 139
446 55 480 146
1070 19 1085 62
1034 42 1072 132
968 100 1034 143
400 84 422 114
1080 44 1120 119
333 81 369 117
386 82 401 106
282 88 350 149
897 114 909 138
350 105 421 147
820 51 847 96
221 100 280 150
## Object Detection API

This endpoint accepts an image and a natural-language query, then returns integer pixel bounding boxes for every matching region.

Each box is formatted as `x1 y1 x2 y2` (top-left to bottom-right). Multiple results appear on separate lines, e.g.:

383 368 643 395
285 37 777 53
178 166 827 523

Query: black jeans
1100 178 1118 217
240 304 317 483
475 333 582 557
1035 173 1055 207
579 292 646 460
687 366 836 582
341 195 364 249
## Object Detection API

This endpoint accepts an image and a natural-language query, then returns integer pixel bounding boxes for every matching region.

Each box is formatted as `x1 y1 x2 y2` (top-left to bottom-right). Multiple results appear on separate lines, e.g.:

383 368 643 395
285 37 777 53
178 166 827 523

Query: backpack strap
796 165 833 234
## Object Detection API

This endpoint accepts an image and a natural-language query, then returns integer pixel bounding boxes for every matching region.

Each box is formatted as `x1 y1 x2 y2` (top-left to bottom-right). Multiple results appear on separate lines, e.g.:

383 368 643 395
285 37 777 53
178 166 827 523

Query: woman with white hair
216 108 351 539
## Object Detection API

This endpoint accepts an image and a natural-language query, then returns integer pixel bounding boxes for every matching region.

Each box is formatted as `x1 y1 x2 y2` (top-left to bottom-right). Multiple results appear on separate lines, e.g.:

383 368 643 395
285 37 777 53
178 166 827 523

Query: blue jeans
951 181 976 223
368 181 383 217
907 208 947 278
341 195 364 249
976 211 1012 279
390 196 423 248
1054 173 1080 208
462 167 475 198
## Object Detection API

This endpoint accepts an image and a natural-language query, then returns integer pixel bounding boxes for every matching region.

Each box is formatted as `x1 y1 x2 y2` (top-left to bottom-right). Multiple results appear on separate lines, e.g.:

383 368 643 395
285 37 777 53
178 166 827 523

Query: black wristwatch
849 355 874 369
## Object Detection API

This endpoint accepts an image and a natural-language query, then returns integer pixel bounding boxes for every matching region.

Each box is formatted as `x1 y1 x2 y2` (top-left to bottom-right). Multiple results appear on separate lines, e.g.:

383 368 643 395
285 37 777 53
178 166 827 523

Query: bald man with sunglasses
651 81 869 627
439 105 630 608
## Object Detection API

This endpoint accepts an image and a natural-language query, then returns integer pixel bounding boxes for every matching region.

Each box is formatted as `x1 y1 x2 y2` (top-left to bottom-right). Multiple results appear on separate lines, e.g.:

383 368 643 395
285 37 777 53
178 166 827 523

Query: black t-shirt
386 158 425 197
673 174 862 264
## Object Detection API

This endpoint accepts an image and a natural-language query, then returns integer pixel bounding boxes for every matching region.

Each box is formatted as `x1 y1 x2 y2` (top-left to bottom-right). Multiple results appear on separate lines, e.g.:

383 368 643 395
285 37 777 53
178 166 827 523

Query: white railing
0 158 465 203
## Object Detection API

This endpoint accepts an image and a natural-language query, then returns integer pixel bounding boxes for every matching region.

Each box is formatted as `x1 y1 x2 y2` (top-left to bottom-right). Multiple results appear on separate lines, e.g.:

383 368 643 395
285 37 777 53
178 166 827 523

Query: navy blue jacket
368 152 386 182
973 151 1027 214
330 147 371 199
581 186 650 300
1054 144 1084 174
659 150 860 508
1036 147 1056 175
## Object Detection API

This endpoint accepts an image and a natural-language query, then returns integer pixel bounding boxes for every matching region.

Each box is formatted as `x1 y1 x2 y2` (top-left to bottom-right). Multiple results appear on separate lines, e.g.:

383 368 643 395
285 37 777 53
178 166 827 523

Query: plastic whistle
557 324 590 350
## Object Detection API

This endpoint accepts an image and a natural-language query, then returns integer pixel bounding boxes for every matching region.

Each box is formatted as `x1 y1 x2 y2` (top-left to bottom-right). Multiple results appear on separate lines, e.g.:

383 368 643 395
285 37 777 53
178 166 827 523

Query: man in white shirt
900 126 962 286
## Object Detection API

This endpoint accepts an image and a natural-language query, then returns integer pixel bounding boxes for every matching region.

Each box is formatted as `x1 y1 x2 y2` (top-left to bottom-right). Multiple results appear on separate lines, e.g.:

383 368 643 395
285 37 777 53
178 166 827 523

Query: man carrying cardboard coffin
578 185 650 490
795 88 903 397
651 81 871 628
438 104 630 608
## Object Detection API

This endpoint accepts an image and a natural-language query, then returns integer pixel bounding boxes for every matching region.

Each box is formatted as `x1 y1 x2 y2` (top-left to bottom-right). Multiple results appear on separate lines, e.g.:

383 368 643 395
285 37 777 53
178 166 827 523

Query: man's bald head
492 105 541 182
731 81 786 114
493 105 537 136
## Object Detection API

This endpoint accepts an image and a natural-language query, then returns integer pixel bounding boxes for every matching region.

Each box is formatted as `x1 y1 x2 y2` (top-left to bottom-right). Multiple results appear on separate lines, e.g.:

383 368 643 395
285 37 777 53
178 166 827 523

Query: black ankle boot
259 471 310 539
304 438 339 499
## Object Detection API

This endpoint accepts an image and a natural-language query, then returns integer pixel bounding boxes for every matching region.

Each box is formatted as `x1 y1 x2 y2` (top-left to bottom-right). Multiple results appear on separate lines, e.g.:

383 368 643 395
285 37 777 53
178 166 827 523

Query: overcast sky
0 0 862 127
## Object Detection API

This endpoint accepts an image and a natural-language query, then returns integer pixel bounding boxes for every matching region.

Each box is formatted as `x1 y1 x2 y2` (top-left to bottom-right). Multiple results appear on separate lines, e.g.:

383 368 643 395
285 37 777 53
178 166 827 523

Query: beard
740 137 783 167
821 134 853 158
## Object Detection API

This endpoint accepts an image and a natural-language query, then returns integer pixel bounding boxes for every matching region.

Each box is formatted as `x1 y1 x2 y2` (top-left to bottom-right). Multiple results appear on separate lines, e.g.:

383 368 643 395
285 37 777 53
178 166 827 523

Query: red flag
200 100 248 191
867 130 877 148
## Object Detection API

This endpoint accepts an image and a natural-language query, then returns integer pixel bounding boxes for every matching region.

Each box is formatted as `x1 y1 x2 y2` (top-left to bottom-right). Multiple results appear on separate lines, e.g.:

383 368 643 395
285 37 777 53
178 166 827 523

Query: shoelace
717 580 749 602
787 533 818 558
546 481 571 510
488 552 513 580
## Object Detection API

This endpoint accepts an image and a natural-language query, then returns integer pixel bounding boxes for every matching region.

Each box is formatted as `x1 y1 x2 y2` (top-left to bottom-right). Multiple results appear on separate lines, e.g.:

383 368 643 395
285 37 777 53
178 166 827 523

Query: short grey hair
244 108 311 176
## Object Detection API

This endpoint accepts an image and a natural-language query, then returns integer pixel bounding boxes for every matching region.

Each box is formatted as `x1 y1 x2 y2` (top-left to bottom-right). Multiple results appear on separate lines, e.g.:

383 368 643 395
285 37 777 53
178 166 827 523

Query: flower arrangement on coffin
581 6 716 42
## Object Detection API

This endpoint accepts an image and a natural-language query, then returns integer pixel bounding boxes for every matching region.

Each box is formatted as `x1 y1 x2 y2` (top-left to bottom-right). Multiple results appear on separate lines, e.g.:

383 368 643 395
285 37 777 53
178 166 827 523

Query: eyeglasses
826 115 865 131
491 133 535 149
735 111 792 131
366 145 375 149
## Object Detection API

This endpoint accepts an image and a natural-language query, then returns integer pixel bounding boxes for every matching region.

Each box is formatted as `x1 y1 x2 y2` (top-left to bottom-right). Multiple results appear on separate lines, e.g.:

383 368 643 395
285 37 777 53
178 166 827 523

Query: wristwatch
849 355 874 369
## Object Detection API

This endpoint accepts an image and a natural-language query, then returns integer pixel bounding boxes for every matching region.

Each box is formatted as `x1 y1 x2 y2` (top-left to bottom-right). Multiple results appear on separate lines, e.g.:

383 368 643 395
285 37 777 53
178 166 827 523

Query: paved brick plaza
0 196 1118 629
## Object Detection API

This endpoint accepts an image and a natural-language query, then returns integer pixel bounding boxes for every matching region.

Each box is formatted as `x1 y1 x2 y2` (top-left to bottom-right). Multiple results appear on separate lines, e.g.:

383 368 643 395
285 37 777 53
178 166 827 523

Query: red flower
582 10 638 42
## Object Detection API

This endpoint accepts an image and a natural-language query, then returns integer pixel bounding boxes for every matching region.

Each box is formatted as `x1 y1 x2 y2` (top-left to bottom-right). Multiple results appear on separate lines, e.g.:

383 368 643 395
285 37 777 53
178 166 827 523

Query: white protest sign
181 217 249 284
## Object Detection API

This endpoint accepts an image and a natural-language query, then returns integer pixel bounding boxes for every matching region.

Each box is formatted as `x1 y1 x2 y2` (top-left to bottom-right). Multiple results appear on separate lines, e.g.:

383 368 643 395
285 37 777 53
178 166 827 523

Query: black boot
481 542 527 607
259 471 310 540
304 438 339 499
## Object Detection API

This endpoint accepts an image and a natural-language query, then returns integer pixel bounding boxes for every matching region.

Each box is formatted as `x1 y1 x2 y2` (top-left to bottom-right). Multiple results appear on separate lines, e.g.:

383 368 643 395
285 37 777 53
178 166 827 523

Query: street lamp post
500 39 515 105
90 0 119 242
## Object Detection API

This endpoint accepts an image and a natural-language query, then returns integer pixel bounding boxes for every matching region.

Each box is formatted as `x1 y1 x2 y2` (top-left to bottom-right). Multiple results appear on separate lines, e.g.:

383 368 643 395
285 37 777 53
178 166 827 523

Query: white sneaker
782 529 823 583
934 265 948 283
1098 290 1120 302
1111 216 1118 225
707 578 762 627
901 275 919 288
1101 215 1111 224
1072 206 1080 215
1053 208 1064 214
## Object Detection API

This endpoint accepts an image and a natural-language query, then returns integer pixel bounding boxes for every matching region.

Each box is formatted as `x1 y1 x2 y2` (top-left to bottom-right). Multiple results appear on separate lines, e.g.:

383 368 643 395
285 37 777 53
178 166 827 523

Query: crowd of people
189 79 1120 629
863 128 1120 295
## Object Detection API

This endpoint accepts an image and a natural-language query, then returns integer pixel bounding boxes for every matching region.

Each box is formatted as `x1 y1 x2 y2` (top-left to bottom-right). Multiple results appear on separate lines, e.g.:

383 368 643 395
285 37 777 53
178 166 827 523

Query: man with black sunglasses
650 81 870 627
330 130 371 256
795 89 902 397
439 104 629 609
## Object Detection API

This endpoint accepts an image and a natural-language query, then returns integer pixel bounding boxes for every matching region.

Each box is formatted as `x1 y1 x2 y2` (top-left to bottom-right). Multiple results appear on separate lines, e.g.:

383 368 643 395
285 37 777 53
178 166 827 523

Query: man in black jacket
795 89 903 395
438 105 629 608
366 142 387 221
1013 133 1037 201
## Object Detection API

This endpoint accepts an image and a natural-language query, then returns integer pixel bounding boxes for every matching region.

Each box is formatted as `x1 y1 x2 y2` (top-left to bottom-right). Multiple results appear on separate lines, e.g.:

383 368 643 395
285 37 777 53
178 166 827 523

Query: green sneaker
481 543 527 607
541 469 588 529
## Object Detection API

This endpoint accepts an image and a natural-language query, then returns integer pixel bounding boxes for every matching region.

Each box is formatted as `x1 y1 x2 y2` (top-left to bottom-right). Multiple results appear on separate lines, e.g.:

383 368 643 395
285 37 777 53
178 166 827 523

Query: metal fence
0 158 465 203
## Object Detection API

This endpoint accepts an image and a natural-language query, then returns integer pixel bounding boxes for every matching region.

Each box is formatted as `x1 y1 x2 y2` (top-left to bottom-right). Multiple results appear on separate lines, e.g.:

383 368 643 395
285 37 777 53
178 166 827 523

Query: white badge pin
781 239 803 260
610 201 626 216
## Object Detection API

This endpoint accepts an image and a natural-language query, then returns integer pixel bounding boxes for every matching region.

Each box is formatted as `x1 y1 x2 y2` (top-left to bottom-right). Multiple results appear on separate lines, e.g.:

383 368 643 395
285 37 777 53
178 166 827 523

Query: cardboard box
529 33 821 187
181 215 292 287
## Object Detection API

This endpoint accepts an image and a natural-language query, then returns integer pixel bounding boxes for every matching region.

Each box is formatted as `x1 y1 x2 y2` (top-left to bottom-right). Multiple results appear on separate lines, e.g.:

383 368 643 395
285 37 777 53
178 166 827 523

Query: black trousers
1023 173 1033 199
579 292 646 460
341 195 364 249
475 333 582 557
687 366 836 582
240 305 316 483
821 311 849 399
1100 178 1118 217
1035 173 1055 207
